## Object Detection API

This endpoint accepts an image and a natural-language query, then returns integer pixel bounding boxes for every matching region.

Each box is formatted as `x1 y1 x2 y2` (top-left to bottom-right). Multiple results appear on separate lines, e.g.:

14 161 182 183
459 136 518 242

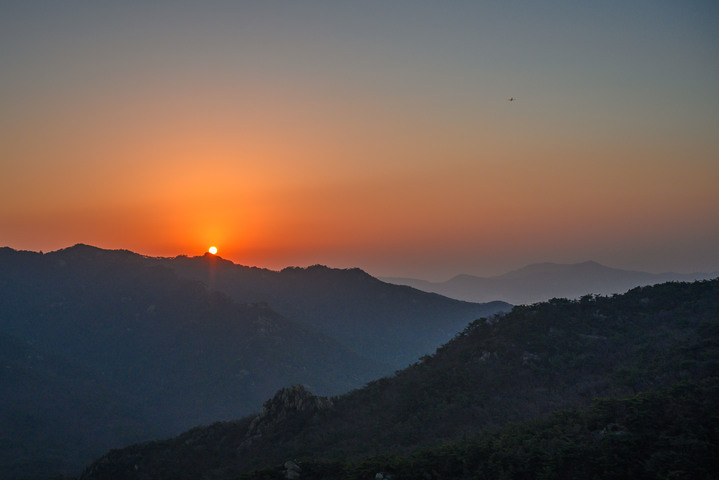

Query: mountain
0 245 382 479
383 260 718 304
79 278 719 480
161 254 510 368
0 244 507 479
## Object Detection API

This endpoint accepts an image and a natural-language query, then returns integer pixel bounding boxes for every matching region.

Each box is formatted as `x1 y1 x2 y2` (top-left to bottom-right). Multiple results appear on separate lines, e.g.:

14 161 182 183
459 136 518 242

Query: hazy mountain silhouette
0 245 382 479
0 244 507 479
383 260 718 304
79 278 719 480
161 253 510 368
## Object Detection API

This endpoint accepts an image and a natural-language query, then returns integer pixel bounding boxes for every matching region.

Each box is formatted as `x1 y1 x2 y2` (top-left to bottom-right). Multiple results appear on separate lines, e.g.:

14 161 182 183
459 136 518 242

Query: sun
208 246 218 255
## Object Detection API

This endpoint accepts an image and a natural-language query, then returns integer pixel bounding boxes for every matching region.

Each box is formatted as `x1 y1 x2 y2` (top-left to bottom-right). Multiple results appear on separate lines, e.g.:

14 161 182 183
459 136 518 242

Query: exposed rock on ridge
243 385 333 447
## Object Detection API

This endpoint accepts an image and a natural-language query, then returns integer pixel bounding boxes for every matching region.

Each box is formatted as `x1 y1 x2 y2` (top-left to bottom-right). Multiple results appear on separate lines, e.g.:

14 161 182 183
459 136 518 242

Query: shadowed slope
0 245 383 479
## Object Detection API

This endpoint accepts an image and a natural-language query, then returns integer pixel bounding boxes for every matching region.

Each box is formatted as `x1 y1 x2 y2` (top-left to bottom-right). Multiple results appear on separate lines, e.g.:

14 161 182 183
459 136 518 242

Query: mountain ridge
159 250 509 368
0 245 386 479
383 260 718 304
0 244 507 479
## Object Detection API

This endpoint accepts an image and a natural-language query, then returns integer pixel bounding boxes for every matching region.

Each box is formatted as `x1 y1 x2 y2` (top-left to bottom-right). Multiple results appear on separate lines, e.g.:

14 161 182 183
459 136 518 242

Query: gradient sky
2 1 718 279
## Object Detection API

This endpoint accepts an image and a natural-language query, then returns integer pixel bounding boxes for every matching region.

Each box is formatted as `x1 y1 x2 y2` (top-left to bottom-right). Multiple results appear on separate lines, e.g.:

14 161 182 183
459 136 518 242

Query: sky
2 1 718 280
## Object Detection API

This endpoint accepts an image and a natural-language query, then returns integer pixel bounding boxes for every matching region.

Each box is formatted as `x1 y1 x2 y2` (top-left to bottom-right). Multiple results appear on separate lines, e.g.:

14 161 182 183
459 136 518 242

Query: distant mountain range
8 244 715 479
0 244 506 479
383 260 718 304
79 278 719 480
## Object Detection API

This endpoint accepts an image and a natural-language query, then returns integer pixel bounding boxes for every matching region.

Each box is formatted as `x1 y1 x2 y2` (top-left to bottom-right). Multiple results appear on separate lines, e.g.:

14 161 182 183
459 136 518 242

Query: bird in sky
507 97 516 102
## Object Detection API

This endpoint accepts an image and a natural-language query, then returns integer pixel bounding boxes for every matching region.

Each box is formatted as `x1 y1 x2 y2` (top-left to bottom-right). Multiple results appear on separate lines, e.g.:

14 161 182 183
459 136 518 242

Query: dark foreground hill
241 378 719 480
384 260 718 304
80 278 719 480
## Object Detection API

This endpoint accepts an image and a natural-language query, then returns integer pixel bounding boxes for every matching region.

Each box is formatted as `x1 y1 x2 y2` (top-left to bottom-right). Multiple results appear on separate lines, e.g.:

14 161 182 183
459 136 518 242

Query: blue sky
2 1 718 279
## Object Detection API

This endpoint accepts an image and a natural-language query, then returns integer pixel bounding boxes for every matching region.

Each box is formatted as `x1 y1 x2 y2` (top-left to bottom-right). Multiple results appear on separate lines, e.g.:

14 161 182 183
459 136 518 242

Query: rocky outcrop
242 385 333 447
284 460 301 479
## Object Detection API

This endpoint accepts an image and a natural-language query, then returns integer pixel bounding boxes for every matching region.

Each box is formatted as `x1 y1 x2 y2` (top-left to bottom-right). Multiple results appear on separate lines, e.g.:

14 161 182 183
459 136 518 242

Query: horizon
2 2 718 281
4 243 718 283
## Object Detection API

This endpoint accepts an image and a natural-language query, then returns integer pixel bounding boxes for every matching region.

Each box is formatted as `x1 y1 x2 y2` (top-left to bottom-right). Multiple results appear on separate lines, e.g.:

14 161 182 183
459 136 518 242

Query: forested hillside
244 378 719 480
80 278 719 480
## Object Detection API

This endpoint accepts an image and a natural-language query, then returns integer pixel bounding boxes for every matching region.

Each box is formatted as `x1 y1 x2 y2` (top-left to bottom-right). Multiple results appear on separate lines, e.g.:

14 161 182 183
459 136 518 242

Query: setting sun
208 246 218 255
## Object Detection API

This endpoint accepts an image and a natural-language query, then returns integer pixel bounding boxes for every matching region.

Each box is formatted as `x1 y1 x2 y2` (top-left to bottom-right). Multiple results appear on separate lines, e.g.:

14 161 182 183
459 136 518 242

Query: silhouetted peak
176 252 237 268
45 244 146 268
244 385 333 440
201 251 230 263
261 385 333 416
52 244 141 258
280 264 373 280
578 260 603 268
496 261 617 279
61 243 104 254
281 264 329 273
0 246 43 258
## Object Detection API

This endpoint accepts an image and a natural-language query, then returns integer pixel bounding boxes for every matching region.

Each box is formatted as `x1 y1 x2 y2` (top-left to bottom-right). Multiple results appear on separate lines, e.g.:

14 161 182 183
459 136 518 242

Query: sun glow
208 246 218 255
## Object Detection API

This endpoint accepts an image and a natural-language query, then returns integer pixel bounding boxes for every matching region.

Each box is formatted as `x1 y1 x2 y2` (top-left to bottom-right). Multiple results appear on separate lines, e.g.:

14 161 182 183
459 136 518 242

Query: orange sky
2 2 718 279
